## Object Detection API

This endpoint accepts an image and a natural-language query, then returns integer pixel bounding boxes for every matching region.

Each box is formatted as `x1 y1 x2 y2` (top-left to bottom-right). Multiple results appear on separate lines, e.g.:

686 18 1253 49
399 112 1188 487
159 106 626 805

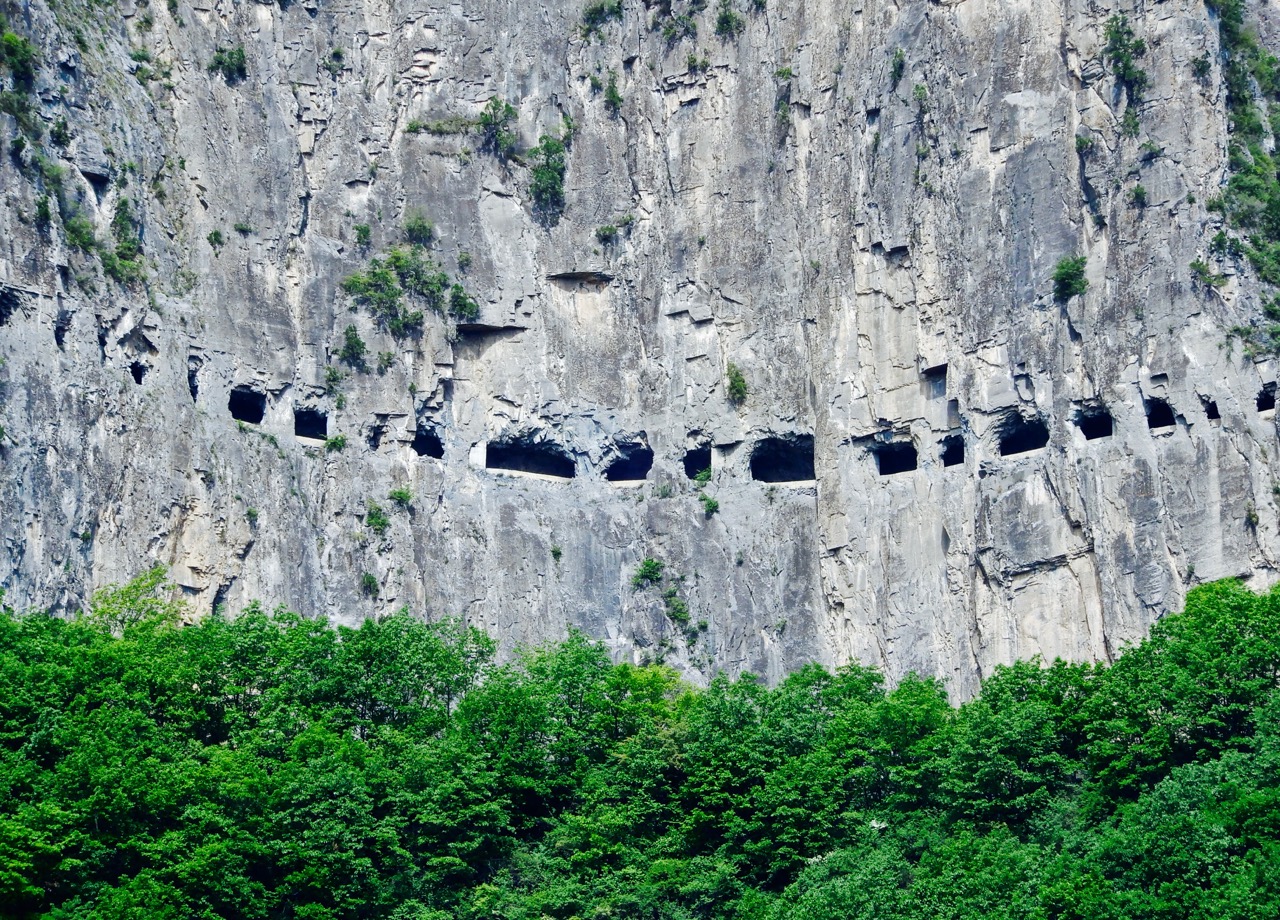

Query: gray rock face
3 0 1279 695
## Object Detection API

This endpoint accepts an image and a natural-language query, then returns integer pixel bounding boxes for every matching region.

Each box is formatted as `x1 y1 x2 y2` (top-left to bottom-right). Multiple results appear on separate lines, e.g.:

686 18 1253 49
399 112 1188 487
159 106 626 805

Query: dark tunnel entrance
683 445 712 480
1146 398 1176 430
412 425 445 459
941 434 965 467
874 440 918 476
998 415 1050 456
294 407 328 441
228 387 266 424
606 442 654 482
1077 406 1114 440
750 435 815 482
487 436 576 479
1258 384 1276 413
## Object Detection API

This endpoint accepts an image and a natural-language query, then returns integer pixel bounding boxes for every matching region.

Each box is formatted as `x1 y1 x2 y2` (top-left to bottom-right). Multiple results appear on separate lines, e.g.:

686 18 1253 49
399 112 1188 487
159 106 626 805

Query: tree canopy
0 573 1278 918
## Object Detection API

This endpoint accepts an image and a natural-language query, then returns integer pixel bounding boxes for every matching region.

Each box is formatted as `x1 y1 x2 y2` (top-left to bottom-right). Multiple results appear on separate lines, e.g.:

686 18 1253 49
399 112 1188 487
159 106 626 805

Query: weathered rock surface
3 0 1279 695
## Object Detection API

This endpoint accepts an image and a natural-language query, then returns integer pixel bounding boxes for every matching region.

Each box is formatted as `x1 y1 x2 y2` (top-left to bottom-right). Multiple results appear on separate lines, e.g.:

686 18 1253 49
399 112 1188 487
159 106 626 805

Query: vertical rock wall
2 0 1278 694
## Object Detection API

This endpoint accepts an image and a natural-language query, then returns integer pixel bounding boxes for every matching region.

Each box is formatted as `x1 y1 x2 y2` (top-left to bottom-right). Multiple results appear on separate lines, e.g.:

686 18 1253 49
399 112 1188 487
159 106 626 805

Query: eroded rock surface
3 0 1278 695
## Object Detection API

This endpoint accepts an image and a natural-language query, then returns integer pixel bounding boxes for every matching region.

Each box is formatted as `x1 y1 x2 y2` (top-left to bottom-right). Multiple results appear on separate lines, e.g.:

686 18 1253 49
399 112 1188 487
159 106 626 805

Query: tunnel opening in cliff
487 436 576 479
874 440 918 476
1258 384 1276 413
1077 406 1114 440
606 442 654 482
998 415 1050 456
941 435 965 467
750 435 815 482
923 363 948 398
683 445 712 480
294 407 328 441
1146 399 1176 429
1204 398 1221 421
412 425 444 459
187 357 201 403
228 387 266 424
129 362 147 385
54 310 72 350
0 287 18 326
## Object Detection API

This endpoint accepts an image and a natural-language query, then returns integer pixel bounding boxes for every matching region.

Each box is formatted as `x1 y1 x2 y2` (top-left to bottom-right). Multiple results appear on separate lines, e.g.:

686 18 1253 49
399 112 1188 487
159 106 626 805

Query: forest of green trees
0 569 1278 919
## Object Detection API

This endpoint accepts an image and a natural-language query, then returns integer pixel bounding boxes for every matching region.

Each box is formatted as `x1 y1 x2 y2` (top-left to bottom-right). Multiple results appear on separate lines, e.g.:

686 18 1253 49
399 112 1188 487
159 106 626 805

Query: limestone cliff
3 0 1278 695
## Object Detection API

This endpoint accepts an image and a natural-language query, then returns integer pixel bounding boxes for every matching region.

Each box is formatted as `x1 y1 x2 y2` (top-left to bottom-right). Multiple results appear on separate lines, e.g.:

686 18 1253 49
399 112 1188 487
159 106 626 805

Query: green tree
529 134 567 220
478 98 517 157
1053 256 1088 302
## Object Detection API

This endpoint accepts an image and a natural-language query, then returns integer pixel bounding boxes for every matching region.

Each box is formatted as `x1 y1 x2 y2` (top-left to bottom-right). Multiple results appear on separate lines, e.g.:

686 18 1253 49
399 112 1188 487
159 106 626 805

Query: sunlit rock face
2 0 1277 696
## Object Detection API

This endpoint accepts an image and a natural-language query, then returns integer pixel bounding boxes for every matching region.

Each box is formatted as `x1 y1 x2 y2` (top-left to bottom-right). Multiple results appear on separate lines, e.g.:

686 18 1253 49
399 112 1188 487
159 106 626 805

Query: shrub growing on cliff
1052 255 1088 302
388 487 413 508
49 118 70 147
0 28 38 86
727 361 748 402
1199 0 1280 311
889 48 905 89
529 133 567 220
715 0 744 37
1103 14 1148 105
478 97 518 157
343 246 478 334
662 14 697 45
101 198 144 284
581 0 622 39
1191 259 1228 288
663 586 691 623
366 501 390 537
342 259 421 337
339 324 367 369
63 213 96 252
383 246 448 309
208 45 247 82
603 71 623 114
632 557 665 588
403 210 434 246
34 194 51 228
343 264 402 319
448 283 480 321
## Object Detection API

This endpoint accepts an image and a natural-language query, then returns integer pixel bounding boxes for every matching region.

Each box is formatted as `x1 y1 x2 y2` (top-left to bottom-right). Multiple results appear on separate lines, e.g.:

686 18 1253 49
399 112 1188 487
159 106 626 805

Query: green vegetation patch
715 0 744 38
631 556 665 587
1205 2 1280 284
478 97 518 158
341 244 480 335
581 0 622 39
1193 1 1280 354
727 361 748 402
0 572 1278 917
101 198 144 284
1052 255 1088 302
208 45 247 82
1103 14 1148 105
0 27 38 86
338 324 367 370
528 132 567 221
